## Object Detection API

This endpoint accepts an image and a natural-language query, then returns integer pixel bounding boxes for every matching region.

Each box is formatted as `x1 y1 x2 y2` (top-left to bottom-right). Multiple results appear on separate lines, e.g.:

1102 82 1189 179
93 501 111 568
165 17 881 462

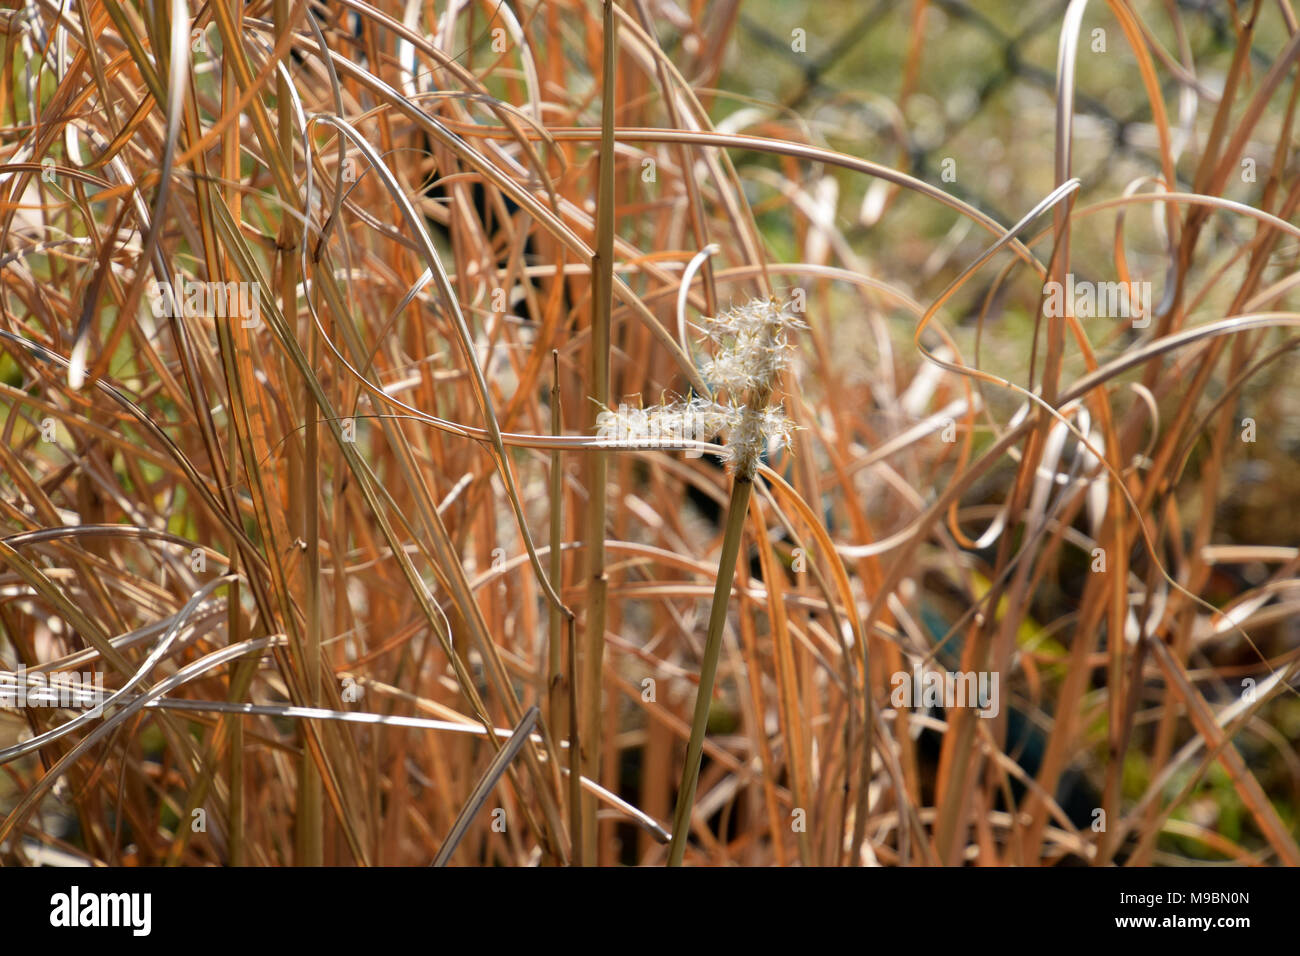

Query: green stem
667 476 754 866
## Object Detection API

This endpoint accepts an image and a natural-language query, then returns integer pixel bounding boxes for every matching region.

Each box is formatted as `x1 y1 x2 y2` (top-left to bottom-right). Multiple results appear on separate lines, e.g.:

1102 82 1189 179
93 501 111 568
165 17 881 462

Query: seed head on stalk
658 295 804 866
595 297 803 474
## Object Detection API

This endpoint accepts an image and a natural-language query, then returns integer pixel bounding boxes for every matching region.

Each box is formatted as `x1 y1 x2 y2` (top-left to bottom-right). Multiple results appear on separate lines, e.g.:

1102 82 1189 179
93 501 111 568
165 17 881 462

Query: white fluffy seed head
723 403 796 477
595 397 733 448
702 297 807 342
592 297 804 478
700 297 806 399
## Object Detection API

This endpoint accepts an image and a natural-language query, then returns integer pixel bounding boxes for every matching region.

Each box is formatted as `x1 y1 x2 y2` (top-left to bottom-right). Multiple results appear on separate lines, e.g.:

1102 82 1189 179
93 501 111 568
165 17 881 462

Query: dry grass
1 0 1299 866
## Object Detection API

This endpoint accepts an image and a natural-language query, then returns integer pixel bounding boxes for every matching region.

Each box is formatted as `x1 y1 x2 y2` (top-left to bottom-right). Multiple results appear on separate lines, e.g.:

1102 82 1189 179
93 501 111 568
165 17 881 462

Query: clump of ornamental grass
5 0 1300 871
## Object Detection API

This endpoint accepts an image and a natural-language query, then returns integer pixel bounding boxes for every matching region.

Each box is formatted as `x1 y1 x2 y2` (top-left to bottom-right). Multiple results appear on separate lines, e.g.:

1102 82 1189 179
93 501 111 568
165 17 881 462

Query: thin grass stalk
274 0 323 867
566 613 584 864
224 0 246 872
547 351 569 834
432 707 540 867
748 497 812 864
579 0 617 866
667 476 753 866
